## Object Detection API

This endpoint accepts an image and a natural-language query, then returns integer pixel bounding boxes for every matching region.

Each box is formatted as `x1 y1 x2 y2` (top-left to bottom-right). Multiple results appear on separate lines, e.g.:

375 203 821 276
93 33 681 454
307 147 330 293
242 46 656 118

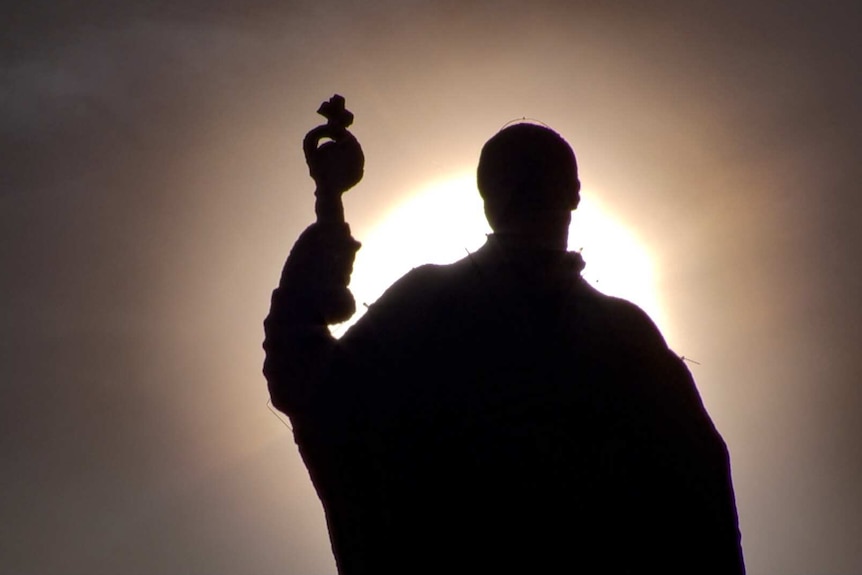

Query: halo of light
569 196 667 334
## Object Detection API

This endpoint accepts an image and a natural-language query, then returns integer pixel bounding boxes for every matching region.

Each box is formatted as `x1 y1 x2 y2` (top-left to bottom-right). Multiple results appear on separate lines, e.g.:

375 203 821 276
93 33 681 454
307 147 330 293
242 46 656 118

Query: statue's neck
488 231 568 252
486 210 571 251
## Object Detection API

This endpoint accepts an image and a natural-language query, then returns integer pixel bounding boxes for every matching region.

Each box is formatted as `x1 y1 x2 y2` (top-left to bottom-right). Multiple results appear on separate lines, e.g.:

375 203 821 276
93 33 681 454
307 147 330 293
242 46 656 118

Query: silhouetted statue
263 96 745 574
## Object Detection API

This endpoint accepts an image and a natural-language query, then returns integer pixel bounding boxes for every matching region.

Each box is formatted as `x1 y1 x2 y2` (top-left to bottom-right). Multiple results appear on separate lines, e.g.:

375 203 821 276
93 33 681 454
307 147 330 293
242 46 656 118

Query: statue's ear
570 178 581 210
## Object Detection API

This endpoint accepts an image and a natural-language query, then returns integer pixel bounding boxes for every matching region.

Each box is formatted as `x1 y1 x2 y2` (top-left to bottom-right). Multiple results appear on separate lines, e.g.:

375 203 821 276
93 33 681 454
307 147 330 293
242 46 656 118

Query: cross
317 94 354 131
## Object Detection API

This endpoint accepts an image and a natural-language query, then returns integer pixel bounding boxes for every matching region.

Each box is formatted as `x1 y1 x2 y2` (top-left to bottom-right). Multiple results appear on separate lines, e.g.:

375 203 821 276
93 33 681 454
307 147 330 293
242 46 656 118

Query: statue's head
477 123 580 234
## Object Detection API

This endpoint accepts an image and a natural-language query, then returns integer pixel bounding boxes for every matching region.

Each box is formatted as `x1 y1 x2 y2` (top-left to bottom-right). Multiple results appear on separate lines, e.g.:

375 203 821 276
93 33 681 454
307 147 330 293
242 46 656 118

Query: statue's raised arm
263 95 363 417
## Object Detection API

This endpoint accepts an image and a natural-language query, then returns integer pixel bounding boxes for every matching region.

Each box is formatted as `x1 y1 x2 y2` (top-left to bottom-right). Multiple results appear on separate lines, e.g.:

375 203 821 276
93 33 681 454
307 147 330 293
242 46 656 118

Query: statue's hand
303 124 365 196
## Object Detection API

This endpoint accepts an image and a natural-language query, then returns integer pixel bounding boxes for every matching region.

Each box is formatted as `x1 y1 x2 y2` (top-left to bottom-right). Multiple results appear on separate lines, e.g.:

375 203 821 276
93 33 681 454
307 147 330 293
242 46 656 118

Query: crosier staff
303 94 365 224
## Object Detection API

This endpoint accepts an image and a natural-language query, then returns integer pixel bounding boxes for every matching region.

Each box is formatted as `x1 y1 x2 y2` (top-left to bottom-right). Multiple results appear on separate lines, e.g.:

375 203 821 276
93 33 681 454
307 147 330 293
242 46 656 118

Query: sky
2 1 861 573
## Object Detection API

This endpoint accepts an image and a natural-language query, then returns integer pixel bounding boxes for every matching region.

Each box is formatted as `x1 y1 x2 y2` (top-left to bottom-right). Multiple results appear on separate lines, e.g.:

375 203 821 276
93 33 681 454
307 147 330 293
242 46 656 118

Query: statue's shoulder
377 262 460 303
573 278 669 351
341 262 458 336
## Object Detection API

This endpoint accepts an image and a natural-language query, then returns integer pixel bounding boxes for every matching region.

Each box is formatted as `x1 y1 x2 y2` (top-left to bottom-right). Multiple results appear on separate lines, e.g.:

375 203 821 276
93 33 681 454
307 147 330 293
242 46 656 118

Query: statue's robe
264 222 745 574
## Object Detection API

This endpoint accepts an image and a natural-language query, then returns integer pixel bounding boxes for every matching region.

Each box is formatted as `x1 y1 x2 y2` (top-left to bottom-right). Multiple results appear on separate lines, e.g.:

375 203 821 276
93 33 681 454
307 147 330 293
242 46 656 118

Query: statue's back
296 242 742 575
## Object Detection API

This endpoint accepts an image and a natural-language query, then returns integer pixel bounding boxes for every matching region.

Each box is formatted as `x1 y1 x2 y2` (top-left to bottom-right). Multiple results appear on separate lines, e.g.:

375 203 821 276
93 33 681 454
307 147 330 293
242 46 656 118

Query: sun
335 172 667 339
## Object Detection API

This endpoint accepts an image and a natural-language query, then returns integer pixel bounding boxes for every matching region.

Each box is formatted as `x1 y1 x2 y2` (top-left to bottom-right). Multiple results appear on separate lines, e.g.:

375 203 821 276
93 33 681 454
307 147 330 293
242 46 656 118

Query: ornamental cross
317 94 354 132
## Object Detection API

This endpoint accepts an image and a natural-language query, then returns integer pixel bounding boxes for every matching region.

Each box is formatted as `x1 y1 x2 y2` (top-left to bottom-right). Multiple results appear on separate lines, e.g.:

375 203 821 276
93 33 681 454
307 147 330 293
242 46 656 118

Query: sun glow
337 172 667 338
569 196 667 334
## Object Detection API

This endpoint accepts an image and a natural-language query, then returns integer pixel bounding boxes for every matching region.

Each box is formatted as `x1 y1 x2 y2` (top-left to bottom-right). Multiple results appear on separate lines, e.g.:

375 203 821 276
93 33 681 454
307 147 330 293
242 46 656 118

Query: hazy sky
2 1 861 573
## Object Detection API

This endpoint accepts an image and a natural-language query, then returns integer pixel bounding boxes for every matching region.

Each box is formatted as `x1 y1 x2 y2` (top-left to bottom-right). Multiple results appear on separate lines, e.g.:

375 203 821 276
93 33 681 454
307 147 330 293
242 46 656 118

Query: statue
263 96 745 574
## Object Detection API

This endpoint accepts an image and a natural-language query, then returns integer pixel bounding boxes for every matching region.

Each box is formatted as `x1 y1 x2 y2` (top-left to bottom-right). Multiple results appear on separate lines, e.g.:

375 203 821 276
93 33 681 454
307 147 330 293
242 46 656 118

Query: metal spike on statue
303 94 365 224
